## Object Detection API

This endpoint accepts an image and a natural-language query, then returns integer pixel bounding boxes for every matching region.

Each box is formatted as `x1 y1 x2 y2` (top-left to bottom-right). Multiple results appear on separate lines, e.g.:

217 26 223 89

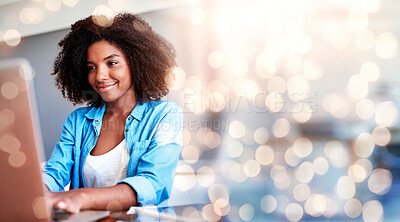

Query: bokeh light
227 141 243 158
344 198 362 219
32 196 50 219
347 74 368 99
1 82 19 99
354 132 375 158
229 120 246 139
368 168 392 195
285 203 303 222
356 29 375 51
208 184 229 206
0 134 21 153
260 195 277 214
265 92 285 112
8 150 27 168
208 51 224 68
203 131 221 149
356 99 375 120
293 183 310 202
45 0 62 12
375 101 398 127
242 79 260 99
292 102 312 123
197 166 215 187
0 109 15 130
305 194 322 217
324 140 349 168
322 93 349 119
293 137 313 158
355 159 373 177
230 162 248 183
360 62 380 82
202 204 221 222
181 145 200 164
253 127 269 145
372 126 391 146
362 200 384 222
255 145 274 166
239 204 254 221
313 157 329 175
173 164 196 192
4 29 21 47
63 0 80 7
92 5 115 27
287 74 310 101
348 163 367 182
19 7 44 24
336 176 356 199
285 147 301 167
295 161 314 184
243 160 260 177
272 118 290 138
375 32 398 59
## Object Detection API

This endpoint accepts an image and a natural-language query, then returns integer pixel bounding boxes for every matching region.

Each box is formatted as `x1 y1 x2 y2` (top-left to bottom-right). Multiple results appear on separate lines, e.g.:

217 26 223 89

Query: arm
51 183 137 213
44 110 77 191
118 103 183 205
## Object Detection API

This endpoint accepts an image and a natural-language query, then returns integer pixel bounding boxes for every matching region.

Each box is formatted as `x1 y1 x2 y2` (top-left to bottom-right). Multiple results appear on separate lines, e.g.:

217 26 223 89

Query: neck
105 98 137 117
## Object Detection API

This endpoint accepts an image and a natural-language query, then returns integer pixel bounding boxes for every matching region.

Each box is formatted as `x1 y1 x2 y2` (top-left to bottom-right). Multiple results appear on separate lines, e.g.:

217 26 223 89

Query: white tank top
83 139 130 188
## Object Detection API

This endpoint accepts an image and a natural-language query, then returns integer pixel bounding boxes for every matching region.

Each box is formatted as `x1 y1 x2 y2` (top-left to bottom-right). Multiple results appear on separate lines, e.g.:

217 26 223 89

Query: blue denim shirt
44 100 183 206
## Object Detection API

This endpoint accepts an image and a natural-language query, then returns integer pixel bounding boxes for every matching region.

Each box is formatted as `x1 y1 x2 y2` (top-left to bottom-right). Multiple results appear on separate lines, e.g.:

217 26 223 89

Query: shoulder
65 106 95 122
68 106 92 117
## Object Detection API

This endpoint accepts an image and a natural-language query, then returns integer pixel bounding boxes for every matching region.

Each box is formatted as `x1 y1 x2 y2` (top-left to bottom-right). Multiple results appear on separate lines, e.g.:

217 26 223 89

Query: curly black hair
52 13 176 107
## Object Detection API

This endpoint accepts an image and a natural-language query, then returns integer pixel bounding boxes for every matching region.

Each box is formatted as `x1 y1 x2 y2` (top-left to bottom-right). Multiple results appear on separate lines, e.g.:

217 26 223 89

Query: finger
54 201 67 210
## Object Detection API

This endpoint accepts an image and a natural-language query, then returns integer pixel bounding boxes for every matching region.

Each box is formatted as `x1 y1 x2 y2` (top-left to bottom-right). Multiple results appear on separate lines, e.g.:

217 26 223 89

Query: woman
44 13 182 213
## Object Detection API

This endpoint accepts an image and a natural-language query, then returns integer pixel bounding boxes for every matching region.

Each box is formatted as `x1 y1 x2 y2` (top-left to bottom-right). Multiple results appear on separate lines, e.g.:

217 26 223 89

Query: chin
99 95 118 103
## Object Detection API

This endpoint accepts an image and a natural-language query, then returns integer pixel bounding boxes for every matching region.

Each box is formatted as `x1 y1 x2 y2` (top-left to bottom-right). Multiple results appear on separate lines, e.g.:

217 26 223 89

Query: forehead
87 40 125 59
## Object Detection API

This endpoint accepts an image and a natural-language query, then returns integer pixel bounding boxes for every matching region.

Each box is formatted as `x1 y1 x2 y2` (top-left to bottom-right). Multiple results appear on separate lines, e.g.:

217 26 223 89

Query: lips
96 82 117 92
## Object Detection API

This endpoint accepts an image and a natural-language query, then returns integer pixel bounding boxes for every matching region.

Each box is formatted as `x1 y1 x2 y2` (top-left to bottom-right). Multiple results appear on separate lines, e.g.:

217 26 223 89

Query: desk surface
57 204 207 222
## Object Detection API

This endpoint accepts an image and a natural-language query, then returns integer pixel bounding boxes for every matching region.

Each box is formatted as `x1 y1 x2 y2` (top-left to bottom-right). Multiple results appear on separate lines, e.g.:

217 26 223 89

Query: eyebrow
87 54 120 64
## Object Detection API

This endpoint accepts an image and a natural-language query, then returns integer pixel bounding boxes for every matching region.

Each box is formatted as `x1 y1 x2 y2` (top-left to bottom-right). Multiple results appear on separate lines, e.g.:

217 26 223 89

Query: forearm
51 183 138 213
84 183 138 211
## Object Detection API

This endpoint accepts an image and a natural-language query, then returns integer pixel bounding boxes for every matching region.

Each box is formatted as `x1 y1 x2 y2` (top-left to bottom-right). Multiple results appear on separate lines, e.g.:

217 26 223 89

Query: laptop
0 58 109 221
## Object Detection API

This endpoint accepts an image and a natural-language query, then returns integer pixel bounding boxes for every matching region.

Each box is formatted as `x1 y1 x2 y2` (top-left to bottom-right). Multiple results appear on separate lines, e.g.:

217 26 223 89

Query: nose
95 65 109 81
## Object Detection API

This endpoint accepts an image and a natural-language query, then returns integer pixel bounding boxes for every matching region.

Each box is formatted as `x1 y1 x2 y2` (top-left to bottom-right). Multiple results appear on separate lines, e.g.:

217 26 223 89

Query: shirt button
128 117 131 121
126 129 129 132
94 120 99 123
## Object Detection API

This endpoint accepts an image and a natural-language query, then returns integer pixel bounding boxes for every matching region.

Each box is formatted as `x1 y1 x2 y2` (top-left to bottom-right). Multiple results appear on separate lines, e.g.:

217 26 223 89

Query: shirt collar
129 102 147 121
85 102 147 121
85 104 106 120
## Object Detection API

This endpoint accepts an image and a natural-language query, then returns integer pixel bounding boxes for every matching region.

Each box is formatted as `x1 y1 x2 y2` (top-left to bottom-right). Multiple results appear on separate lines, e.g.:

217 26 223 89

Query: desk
57 204 207 222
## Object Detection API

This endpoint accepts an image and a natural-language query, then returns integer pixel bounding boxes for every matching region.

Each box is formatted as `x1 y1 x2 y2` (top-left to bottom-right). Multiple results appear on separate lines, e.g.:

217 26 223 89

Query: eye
87 66 95 71
108 61 117 66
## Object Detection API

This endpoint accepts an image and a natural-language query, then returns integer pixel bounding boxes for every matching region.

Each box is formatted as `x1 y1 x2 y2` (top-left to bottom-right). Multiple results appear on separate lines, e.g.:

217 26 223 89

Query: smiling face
87 40 135 105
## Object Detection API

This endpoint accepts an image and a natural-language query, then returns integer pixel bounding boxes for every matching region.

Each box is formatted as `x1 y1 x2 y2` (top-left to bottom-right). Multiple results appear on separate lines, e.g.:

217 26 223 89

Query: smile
96 82 117 93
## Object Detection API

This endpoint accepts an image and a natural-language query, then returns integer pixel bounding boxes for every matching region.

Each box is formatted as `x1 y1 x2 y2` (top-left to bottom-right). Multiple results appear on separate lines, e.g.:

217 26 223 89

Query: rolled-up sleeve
43 111 76 191
119 103 183 205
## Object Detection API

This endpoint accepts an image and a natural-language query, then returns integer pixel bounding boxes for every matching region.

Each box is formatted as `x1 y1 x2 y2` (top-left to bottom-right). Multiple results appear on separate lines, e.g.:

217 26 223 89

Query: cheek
88 73 95 86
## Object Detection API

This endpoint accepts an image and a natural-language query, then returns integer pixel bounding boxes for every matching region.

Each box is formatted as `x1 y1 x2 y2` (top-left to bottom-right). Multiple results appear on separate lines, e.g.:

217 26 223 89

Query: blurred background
1 0 400 221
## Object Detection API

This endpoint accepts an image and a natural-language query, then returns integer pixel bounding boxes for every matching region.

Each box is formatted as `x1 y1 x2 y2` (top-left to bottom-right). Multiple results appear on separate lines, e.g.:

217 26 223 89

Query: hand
50 189 89 214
